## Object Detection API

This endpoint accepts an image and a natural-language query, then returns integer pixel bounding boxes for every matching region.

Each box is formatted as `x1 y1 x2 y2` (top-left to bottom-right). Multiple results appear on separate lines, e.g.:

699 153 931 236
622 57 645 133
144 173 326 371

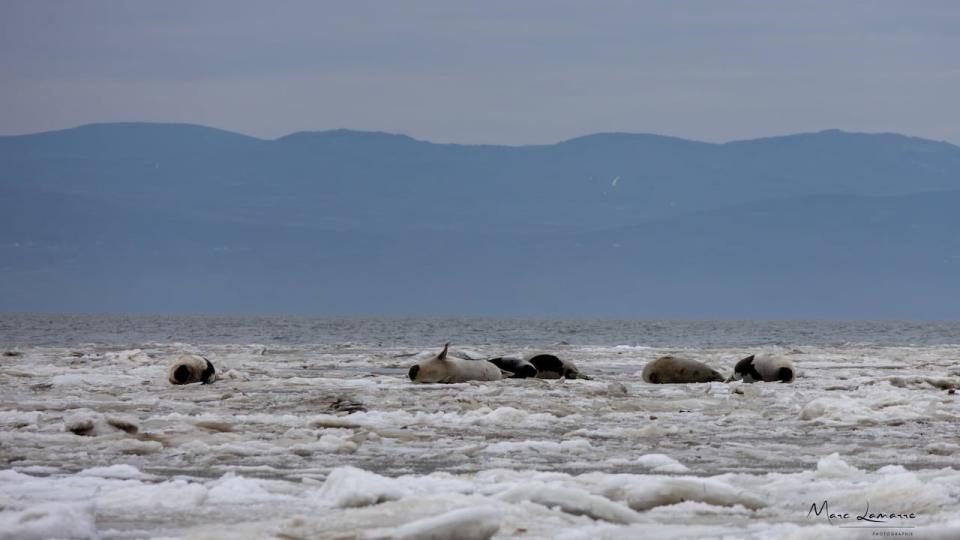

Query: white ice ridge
306 405 566 431
4 453 956 539
799 391 939 425
104 348 153 364
314 466 410 508
621 477 767 511
361 506 501 540
0 502 97 540
634 453 690 473
496 482 643 524
76 464 154 480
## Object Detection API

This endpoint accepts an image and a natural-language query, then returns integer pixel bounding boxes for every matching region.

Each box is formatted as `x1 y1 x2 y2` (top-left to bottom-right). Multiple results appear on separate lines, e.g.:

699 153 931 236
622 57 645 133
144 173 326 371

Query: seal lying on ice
168 354 217 385
731 353 795 383
487 357 538 378
409 344 505 383
642 356 724 384
528 354 590 380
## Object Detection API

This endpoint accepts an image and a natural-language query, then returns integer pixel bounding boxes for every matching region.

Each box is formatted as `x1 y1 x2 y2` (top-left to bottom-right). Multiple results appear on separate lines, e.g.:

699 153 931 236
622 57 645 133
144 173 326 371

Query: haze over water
4 314 960 348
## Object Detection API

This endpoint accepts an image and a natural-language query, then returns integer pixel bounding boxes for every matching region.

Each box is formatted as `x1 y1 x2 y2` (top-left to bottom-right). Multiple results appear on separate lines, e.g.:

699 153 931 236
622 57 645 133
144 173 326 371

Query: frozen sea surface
1 316 959 539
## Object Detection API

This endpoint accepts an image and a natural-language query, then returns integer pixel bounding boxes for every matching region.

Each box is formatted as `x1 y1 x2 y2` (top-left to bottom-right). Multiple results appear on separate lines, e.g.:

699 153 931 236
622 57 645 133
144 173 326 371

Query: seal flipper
777 366 794 382
201 358 216 384
438 343 449 361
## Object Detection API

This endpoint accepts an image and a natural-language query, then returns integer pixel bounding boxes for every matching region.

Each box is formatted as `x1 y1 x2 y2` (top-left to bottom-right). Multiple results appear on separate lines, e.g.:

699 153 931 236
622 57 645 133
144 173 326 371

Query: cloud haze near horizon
2 1 958 145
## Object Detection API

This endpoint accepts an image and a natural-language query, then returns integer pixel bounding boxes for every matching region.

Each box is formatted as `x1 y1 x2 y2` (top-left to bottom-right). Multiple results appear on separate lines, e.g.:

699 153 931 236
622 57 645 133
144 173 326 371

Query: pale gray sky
2 1 958 144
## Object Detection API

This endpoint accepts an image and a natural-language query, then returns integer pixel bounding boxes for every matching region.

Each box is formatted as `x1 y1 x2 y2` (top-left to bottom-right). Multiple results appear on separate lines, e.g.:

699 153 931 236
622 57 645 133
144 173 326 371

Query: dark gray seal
487 357 538 378
642 356 724 384
528 354 590 380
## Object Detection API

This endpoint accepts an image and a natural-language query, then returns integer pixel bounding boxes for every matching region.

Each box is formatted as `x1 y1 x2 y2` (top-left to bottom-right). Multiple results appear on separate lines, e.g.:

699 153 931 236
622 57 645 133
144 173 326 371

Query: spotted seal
408 344 505 383
168 354 216 385
731 353 795 383
642 355 724 384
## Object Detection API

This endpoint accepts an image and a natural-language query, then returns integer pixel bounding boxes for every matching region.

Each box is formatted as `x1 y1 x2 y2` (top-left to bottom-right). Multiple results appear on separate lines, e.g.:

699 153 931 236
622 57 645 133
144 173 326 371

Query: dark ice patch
68 419 96 436
106 418 139 434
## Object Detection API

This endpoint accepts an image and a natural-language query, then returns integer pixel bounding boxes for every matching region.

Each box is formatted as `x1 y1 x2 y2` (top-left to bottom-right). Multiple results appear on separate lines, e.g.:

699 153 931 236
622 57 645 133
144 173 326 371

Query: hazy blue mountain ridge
2 123 958 317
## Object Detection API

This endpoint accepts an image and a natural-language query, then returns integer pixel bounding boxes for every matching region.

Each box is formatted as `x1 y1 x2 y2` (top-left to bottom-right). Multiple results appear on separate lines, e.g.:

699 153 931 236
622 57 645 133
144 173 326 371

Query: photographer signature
808 500 918 526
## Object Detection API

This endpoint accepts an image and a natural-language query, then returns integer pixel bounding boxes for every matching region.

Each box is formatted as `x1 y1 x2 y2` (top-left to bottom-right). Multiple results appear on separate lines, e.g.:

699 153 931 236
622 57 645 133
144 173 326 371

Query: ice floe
1 341 959 537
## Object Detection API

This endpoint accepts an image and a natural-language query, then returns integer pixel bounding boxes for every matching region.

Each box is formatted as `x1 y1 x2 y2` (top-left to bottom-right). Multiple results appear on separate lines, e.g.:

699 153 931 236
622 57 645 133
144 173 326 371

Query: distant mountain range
2 123 958 318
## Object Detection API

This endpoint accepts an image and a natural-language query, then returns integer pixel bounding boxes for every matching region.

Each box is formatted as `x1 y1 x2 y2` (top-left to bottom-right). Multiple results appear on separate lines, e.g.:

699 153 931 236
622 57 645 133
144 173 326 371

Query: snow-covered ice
1 341 959 538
